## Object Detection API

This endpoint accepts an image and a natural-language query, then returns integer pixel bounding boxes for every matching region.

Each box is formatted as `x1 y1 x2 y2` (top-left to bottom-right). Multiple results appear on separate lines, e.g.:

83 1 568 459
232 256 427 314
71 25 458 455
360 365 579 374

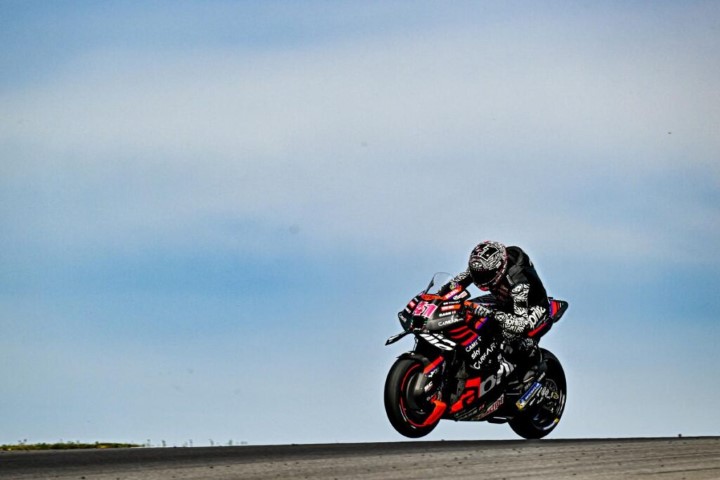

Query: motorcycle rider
442 241 549 386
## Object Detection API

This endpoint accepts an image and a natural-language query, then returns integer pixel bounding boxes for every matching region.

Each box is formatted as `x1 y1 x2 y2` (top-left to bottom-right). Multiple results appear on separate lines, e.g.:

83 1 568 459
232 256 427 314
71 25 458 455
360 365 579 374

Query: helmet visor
470 268 497 287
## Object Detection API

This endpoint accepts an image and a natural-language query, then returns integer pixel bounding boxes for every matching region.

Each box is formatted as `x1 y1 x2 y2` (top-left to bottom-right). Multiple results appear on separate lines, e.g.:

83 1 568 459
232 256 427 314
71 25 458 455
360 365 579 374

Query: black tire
509 349 567 440
384 357 439 438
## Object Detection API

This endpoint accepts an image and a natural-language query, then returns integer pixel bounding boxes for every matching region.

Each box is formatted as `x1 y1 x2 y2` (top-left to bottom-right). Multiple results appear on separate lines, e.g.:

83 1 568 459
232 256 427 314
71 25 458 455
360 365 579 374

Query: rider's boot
515 341 547 410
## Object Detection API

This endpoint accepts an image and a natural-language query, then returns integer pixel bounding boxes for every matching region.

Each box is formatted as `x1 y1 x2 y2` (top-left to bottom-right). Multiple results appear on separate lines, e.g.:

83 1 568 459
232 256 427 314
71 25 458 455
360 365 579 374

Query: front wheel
384 357 439 438
509 349 567 439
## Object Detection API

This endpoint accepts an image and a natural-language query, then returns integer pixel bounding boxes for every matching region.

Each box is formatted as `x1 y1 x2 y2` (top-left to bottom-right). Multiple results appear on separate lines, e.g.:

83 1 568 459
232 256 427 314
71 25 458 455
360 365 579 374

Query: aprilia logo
419 333 456 351
480 359 514 397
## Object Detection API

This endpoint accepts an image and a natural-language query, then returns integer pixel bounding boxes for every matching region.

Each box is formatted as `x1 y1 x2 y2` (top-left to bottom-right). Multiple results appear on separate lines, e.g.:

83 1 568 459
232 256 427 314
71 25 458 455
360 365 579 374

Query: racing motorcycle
384 273 569 439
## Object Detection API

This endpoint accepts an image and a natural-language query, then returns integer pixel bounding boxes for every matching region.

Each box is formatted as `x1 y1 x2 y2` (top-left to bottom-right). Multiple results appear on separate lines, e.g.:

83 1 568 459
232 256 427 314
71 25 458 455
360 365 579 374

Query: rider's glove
473 304 494 318
436 281 457 297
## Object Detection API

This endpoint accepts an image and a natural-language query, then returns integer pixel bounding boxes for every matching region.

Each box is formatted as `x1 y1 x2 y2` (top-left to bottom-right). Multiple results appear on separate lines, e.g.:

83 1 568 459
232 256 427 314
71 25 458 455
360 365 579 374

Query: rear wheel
509 349 567 439
384 357 439 438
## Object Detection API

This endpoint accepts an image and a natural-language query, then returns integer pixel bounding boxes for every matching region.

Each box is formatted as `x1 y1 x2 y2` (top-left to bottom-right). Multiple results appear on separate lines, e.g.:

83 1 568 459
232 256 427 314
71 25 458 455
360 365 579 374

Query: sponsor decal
453 290 469 300
471 343 496 363
441 303 461 312
478 344 496 363
455 405 484 421
443 287 463 300
438 316 462 327
478 395 504 419
465 338 480 352
419 333 456 351
516 381 542 410
480 359 514 397
413 301 438 319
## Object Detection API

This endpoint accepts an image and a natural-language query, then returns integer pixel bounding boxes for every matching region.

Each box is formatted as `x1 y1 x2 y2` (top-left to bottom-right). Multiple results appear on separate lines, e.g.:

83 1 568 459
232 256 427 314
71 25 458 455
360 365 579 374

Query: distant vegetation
1 441 141 451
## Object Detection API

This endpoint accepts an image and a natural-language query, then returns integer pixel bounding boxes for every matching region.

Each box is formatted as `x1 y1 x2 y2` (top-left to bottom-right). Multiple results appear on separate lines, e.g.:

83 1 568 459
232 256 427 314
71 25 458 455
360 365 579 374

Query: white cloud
1 13 718 262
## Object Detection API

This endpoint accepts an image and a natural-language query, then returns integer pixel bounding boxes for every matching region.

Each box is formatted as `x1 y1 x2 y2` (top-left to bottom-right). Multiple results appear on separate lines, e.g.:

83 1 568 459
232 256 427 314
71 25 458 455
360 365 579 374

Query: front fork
396 351 444 405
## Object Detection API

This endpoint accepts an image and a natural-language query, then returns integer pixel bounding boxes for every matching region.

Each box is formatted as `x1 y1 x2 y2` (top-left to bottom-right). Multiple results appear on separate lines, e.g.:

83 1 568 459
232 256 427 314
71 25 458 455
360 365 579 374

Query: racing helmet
468 241 508 289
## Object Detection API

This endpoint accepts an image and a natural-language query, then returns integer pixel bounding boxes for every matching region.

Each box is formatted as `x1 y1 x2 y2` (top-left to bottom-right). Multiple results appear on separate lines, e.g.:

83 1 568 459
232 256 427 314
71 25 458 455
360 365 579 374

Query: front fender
396 351 432 365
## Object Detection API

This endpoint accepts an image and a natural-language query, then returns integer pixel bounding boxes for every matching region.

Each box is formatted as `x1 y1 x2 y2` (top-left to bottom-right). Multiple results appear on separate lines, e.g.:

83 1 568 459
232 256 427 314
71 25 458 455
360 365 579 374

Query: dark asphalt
1 437 718 479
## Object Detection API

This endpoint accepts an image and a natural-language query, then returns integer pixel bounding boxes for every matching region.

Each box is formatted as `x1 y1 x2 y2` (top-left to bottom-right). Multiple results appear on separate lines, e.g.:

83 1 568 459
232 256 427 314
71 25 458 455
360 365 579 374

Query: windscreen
424 272 454 295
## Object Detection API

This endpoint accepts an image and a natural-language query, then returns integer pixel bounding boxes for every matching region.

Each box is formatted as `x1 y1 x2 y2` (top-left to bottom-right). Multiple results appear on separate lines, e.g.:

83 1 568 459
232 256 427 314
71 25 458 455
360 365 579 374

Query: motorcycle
384 272 569 439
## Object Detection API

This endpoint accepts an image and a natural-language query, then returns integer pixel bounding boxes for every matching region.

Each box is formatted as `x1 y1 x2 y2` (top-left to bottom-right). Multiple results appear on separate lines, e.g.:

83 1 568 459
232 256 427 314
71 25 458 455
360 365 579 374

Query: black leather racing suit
449 246 549 372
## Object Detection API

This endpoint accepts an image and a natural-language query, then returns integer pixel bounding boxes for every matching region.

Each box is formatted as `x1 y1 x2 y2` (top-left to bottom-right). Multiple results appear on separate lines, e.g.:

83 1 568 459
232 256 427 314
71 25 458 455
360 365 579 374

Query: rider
444 241 549 383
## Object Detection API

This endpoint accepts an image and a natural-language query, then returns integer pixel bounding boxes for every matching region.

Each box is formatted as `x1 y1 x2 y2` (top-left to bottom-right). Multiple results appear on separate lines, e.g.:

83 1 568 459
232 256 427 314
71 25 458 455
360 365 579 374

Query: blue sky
1 1 719 446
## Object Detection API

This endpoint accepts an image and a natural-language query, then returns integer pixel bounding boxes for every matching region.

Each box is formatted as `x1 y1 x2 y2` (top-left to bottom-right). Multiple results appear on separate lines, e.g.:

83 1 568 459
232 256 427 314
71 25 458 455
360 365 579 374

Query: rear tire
509 349 567 439
384 357 439 438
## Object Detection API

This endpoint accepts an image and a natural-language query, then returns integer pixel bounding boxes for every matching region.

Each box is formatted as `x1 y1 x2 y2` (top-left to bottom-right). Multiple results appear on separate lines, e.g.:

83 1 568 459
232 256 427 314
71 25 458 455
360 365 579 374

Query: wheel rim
529 377 565 431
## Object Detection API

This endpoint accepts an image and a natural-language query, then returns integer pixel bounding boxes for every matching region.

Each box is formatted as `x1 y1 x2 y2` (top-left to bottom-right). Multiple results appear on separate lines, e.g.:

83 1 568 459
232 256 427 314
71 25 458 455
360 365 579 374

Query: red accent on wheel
397 363 427 428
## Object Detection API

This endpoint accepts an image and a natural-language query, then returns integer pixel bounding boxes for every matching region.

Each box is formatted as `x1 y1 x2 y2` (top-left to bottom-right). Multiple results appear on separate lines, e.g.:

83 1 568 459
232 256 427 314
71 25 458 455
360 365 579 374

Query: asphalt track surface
1 437 718 479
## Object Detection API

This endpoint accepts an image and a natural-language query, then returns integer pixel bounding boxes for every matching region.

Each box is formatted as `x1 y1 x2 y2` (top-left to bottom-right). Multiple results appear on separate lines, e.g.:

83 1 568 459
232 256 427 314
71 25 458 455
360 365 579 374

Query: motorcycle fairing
528 298 568 339
397 294 462 332
450 378 507 421
548 298 568 321
385 331 409 346
455 394 506 422
450 377 482 415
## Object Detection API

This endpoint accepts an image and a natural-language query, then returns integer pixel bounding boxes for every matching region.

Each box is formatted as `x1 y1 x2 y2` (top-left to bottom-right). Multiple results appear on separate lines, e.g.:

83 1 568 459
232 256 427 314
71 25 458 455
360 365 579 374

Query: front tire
384 357 439 438
509 349 567 439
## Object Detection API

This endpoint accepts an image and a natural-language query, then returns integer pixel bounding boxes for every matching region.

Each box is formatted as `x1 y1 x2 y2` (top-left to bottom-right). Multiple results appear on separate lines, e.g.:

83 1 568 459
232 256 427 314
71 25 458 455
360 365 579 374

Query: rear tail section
528 298 568 339
548 298 568 322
